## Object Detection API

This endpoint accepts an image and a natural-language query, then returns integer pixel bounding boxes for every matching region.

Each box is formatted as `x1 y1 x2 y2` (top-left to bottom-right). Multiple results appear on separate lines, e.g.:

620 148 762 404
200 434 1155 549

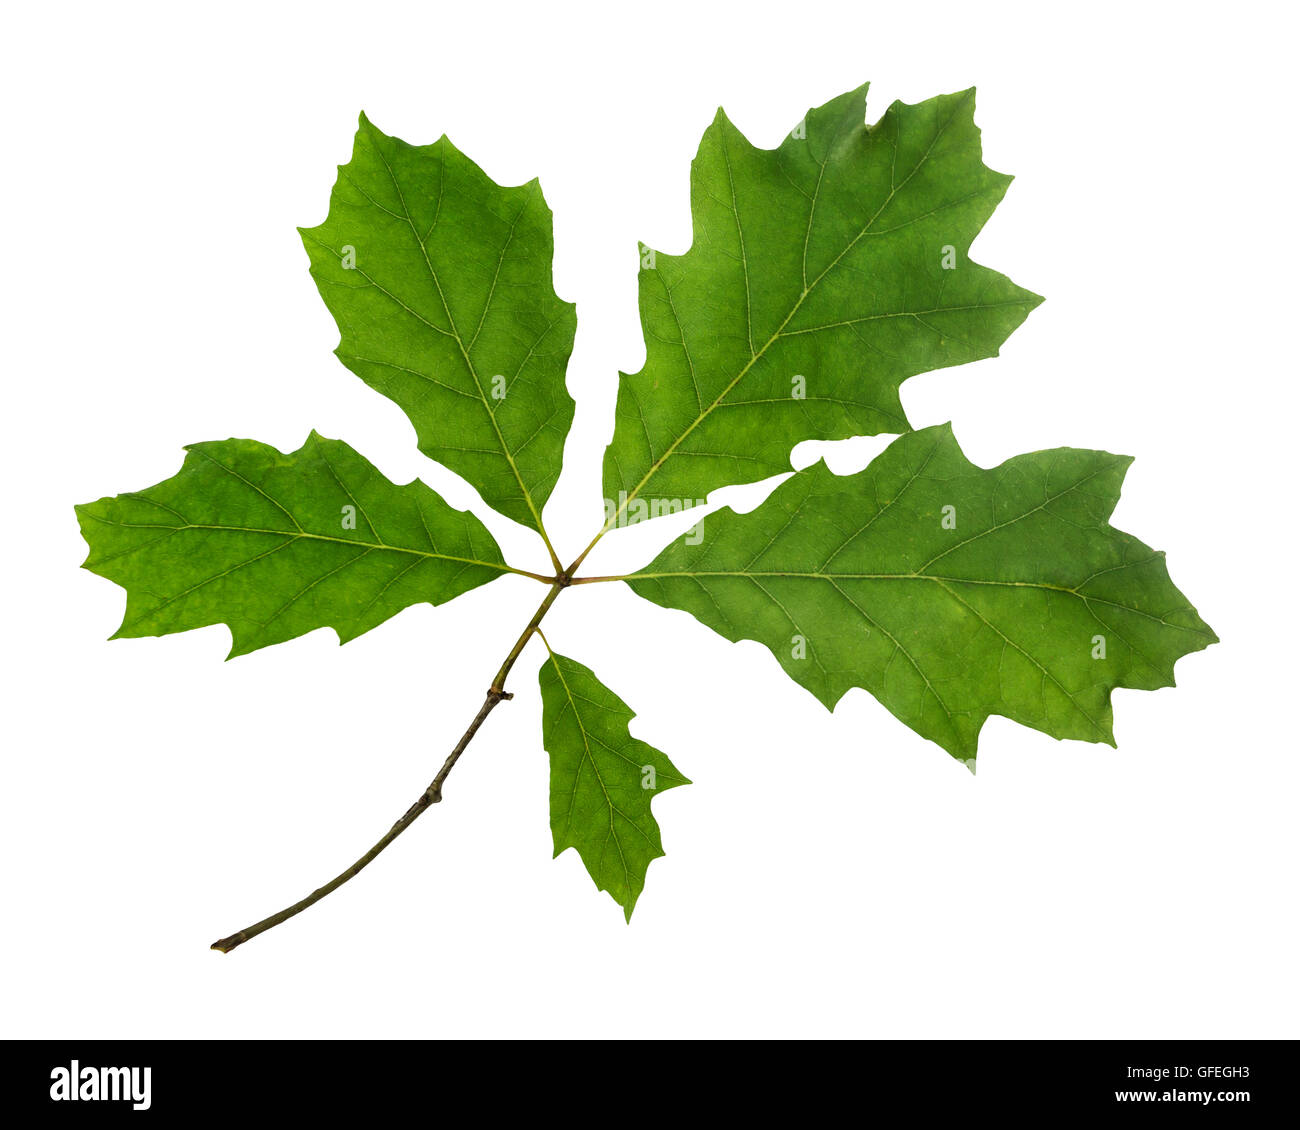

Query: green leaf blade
626 425 1216 761
604 84 1042 526
538 651 689 920
301 114 576 535
76 433 509 658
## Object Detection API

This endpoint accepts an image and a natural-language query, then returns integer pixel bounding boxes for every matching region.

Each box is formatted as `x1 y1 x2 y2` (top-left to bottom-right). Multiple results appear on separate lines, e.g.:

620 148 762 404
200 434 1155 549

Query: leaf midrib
627 570 1211 636
80 514 511 574
545 654 644 894
366 134 555 546
610 92 1005 521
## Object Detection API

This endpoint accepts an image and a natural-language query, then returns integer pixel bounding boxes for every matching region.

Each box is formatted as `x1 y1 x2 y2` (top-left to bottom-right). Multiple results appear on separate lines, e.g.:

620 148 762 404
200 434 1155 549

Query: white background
3 0 1295 1039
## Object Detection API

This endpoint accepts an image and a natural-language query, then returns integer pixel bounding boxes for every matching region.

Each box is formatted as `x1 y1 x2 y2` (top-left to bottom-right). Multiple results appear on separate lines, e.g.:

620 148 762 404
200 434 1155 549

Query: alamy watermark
50 1060 151 1111
604 492 706 544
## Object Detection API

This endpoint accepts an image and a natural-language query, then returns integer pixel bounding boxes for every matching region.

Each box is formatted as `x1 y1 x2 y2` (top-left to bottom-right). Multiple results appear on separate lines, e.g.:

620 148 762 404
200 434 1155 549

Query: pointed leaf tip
538 652 689 919
77 436 510 658
627 425 1215 760
303 117 577 533
603 83 1043 528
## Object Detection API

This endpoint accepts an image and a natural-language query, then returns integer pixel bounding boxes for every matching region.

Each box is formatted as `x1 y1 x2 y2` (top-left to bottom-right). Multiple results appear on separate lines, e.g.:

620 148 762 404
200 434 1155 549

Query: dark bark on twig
211 582 565 953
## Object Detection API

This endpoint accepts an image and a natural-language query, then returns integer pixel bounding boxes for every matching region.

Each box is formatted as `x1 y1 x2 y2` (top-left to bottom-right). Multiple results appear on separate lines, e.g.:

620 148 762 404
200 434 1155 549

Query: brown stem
211 581 564 953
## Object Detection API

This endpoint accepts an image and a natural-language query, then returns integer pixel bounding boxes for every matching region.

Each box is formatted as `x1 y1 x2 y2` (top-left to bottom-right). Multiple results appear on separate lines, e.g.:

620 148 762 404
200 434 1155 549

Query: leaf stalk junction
212 530 614 952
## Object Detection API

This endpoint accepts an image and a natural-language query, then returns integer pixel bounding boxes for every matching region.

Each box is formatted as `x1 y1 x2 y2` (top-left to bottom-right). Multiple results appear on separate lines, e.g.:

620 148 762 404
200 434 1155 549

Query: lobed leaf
538 651 690 919
301 114 576 536
604 84 1042 526
72 91 1219 943
626 425 1217 761
76 433 509 658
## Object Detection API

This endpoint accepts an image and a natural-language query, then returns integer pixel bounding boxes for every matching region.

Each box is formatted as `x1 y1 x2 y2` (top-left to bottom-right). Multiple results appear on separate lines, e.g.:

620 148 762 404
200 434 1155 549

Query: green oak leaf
626 425 1217 761
538 650 690 919
301 113 576 539
76 432 510 658
604 84 1042 527
71 92 1220 948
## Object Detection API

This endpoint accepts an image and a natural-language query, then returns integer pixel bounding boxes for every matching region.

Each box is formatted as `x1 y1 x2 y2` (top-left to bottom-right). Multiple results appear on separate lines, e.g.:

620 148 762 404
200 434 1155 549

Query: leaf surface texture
302 115 576 533
77 433 508 657
604 85 1041 525
539 651 689 918
627 425 1217 759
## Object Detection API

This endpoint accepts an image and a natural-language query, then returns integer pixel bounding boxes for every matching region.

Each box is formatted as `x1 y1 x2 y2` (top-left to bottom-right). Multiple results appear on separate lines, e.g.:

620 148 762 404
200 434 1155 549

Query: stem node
210 582 563 952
